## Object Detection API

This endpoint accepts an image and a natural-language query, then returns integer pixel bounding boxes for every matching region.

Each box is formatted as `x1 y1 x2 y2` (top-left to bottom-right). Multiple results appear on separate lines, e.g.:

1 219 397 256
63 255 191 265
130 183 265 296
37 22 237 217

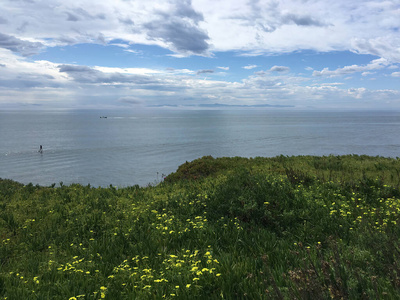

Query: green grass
1 155 400 299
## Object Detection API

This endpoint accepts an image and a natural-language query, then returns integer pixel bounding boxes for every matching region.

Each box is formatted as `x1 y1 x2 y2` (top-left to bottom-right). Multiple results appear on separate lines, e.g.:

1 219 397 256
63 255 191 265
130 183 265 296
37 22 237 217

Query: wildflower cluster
319 183 400 232
106 248 221 298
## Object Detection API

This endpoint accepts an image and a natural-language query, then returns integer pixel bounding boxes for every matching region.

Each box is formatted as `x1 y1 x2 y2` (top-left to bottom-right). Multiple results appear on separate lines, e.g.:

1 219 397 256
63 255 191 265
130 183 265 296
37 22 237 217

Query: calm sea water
1 109 399 187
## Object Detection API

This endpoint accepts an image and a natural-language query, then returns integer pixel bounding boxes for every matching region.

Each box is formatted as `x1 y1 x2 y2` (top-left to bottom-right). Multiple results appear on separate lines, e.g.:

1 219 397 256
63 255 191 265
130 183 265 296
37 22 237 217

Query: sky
0 0 400 110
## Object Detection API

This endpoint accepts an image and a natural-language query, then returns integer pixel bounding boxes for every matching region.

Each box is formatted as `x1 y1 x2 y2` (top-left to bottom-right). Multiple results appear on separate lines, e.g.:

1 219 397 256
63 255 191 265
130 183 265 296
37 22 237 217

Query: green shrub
164 156 227 183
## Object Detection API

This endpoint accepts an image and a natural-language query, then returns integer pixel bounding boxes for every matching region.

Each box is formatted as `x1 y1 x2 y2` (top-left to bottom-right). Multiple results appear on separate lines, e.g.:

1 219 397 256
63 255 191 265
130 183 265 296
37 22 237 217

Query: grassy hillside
1 155 400 299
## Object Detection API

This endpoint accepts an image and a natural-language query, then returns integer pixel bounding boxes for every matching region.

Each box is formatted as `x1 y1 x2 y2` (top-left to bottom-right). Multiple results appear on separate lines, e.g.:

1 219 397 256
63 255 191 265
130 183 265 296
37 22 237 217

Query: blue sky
0 0 400 110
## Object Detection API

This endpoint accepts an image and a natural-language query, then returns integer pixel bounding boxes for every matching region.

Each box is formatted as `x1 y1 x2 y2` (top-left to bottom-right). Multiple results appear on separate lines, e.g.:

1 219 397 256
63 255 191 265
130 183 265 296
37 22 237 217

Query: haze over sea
1 109 399 187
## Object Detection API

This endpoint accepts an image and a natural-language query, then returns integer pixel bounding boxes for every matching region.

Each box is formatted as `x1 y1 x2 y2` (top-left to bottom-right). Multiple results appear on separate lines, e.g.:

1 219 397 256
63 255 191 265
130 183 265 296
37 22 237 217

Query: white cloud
0 0 211 56
362 72 374 76
269 66 290 73
313 83 344 87
1 0 400 109
110 43 130 48
243 65 258 70
0 53 399 109
351 37 400 63
313 58 390 77
124 49 142 55
0 0 399 61
194 0 400 61
94 67 164 75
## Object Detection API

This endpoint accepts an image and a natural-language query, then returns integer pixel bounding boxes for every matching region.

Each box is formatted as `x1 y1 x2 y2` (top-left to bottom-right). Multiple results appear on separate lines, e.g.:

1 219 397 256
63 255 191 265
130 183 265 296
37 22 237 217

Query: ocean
1 109 399 187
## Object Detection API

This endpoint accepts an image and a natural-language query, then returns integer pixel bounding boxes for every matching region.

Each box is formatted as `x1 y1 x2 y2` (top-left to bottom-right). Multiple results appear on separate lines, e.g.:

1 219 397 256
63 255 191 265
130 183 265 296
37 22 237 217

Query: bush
208 169 307 234
164 156 227 183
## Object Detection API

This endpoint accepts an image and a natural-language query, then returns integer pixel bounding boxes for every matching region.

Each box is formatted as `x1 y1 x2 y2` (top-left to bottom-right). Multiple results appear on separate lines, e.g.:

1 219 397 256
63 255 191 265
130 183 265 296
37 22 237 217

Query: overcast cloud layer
0 0 399 109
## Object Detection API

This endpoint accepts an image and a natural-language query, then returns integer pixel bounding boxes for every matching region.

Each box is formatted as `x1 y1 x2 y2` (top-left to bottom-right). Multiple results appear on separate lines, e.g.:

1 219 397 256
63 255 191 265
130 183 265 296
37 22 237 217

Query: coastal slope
1 155 400 299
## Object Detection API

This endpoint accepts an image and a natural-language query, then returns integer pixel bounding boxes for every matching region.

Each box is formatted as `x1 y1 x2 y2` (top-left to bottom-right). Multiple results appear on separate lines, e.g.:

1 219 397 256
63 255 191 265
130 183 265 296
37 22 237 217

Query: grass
1 154 400 299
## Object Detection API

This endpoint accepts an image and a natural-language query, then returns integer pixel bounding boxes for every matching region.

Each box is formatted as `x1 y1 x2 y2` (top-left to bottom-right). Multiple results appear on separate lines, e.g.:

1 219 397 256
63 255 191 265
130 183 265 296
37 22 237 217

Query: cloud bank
313 58 390 77
0 0 400 110
0 0 398 60
1 48 398 110
0 33 44 56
